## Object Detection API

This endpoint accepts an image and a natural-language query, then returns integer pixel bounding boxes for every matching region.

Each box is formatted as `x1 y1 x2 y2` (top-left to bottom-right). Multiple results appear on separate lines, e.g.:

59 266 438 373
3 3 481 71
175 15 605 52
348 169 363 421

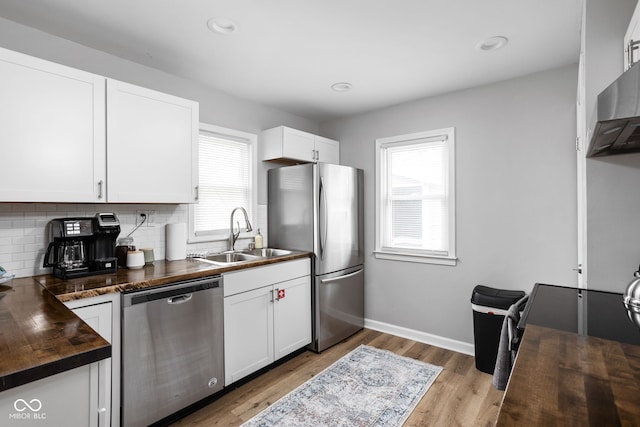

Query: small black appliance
43 213 121 279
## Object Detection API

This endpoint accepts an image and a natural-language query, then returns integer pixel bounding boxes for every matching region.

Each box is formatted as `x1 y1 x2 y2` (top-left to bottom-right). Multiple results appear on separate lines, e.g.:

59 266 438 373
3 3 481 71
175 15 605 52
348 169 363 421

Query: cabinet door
274 276 312 359
106 79 198 203
0 363 96 427
315 135 340 164
69 302 112 427
0 47 106 202
625 2 640 69
282 127 315 162
224 286 274 385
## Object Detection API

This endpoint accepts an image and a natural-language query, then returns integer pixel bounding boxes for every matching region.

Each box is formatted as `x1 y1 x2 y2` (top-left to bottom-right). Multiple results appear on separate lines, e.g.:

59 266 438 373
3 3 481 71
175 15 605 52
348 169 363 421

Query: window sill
373 250 457 266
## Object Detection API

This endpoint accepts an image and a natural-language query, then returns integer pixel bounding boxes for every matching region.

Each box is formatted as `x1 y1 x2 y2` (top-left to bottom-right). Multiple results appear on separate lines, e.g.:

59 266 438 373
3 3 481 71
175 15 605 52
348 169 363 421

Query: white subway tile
0 228 24 238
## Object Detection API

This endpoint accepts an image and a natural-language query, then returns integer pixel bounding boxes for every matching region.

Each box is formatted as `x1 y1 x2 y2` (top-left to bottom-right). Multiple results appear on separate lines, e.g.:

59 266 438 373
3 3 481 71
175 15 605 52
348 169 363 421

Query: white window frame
374 127 456 266
188 123 258 244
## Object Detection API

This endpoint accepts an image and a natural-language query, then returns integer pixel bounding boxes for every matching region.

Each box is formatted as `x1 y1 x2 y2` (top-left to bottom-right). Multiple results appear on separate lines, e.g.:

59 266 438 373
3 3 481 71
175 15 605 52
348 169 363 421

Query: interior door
577 49 587 289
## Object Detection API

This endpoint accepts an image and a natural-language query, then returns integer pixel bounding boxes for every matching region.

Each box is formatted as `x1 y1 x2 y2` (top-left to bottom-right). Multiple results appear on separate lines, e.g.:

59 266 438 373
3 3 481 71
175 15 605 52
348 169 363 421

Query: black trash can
471 285 526 374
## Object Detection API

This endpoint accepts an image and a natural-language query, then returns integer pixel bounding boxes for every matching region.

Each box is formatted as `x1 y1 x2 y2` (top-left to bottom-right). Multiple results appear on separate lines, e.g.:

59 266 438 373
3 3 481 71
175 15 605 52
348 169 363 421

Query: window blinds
195 132 252 235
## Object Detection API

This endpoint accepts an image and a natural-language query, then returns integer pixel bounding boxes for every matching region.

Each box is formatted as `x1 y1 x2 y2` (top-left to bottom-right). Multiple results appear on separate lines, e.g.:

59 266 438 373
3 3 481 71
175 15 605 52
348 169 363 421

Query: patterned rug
241 344 443 427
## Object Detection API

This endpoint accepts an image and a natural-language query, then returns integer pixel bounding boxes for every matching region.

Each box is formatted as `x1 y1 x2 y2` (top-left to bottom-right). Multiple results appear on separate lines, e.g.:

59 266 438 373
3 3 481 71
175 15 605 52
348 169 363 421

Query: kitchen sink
196 252 260 265
245 248 294 258
191 248 295 266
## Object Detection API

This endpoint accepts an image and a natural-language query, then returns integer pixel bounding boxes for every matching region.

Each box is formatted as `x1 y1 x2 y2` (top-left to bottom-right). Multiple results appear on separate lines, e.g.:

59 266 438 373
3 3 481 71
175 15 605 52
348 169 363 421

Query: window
188 123 257 243
375 128 456 265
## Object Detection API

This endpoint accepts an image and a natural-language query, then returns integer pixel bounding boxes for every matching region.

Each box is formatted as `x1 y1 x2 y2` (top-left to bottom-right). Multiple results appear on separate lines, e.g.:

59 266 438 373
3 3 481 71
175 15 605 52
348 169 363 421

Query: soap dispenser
254 229 263 249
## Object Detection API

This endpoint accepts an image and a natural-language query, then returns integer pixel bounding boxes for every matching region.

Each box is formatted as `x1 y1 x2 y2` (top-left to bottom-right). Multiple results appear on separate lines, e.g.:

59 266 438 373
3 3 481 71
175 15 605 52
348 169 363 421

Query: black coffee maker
44 213 121 279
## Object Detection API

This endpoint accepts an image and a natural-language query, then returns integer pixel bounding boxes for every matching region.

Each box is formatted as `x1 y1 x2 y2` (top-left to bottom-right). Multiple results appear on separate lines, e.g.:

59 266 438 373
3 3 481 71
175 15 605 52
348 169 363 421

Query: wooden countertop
0 253 310 392
0 278 111 392
496 324 640 426
39 252 310 302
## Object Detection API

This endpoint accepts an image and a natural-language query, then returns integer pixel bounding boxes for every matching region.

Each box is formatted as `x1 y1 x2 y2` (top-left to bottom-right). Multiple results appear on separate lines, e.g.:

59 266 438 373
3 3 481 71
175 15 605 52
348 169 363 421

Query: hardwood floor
172 329 504 426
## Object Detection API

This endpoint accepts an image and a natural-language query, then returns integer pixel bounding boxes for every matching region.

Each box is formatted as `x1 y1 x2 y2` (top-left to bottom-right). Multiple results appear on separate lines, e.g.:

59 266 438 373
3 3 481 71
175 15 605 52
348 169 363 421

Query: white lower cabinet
0 363 99 427
223 259 311 386
65 293 120 427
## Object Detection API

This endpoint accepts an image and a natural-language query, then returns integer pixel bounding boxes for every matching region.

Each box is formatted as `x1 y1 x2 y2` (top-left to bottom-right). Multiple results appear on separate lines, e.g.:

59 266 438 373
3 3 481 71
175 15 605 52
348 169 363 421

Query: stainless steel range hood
587 61 640 157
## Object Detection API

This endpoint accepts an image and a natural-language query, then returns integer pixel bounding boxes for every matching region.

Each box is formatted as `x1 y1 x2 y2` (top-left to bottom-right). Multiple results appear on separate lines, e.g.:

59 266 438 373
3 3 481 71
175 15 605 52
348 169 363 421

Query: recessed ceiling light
331 82 352 92
207 18 238 35
476 36 509 52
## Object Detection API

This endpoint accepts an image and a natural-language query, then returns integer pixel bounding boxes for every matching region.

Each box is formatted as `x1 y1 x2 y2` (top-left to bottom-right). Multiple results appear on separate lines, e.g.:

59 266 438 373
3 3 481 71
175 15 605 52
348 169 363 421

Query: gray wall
584 0 640 292
321 65 578 343
0 16 317 205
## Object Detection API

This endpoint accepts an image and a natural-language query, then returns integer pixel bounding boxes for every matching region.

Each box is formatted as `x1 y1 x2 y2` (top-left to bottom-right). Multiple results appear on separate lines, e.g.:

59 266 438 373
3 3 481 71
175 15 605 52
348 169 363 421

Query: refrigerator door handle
319 176 328 260
320 268 364 284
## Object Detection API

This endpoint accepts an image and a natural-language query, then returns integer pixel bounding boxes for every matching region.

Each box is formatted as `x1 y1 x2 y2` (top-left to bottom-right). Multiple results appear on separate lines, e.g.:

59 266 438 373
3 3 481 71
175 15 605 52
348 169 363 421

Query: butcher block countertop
0 252 310 392
0 277 111 392
496 324 640 425
39 252 310 302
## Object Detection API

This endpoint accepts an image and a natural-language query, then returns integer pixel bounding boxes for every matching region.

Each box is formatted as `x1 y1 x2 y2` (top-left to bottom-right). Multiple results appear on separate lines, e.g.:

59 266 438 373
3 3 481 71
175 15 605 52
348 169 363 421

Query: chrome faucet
229 207 253 251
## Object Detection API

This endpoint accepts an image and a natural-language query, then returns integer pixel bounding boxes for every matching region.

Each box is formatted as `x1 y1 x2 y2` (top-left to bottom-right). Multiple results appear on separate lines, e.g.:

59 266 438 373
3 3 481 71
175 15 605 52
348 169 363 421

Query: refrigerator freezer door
315 266 364 352
317 163 364 275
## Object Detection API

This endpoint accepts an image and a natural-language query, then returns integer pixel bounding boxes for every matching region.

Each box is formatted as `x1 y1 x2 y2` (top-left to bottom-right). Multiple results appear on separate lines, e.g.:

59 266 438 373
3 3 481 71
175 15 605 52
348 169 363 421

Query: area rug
241 344 443 427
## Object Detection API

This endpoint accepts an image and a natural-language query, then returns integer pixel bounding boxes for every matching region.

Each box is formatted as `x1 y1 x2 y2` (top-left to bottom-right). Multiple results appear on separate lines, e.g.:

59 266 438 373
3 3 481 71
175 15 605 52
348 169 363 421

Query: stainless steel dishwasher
122 276 224 427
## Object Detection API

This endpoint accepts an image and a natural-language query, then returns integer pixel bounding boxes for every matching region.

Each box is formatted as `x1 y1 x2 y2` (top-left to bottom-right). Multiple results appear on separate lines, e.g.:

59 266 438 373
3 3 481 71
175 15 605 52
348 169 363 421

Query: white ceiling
0 0 583 122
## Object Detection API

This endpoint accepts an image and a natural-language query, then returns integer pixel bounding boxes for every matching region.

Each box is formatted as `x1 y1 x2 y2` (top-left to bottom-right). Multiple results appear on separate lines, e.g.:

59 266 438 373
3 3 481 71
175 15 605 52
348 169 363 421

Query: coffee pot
44 213 120 279
60 240 87 270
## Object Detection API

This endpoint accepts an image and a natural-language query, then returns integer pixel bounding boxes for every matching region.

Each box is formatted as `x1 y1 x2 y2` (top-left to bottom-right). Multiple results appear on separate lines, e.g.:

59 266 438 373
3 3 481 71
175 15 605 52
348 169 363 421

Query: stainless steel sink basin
245 248 294 258
192 248 295 266
196 251 260 265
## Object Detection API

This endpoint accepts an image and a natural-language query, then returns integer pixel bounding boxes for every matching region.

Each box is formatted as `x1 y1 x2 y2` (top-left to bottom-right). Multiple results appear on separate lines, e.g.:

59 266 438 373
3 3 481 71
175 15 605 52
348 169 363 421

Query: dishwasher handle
123 276 221 307
168 294 193 304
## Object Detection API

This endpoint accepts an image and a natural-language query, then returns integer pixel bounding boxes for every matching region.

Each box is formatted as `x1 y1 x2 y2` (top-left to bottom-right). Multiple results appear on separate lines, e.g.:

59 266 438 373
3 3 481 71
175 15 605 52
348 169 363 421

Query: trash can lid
471 285 526 310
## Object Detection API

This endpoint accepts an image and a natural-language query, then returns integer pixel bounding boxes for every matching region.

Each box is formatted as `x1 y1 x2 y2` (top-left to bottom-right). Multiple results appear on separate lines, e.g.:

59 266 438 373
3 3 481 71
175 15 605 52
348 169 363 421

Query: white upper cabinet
624 2 640 70
314 134 340 163
262 126 340 164
106 79 199 203
0 47 106 202
0 47 199 204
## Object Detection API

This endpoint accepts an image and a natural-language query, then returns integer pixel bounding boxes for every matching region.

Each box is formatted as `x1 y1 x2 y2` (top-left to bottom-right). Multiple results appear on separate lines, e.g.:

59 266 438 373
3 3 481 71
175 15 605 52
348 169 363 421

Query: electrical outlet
147 210 155 227
135 210 148 227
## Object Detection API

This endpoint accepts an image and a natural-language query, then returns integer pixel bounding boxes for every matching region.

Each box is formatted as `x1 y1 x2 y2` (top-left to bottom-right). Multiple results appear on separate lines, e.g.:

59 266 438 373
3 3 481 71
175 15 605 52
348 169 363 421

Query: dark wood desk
497 324 640 425
496 283 640 426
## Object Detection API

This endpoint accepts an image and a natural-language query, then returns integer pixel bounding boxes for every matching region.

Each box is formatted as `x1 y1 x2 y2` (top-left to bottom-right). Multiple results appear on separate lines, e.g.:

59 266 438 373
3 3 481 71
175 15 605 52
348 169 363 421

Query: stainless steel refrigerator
268 163 364 352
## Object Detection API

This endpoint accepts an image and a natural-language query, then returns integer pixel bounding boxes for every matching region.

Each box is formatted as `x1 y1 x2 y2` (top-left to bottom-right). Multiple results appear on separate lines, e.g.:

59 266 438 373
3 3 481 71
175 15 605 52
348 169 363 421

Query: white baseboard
364 318 475 356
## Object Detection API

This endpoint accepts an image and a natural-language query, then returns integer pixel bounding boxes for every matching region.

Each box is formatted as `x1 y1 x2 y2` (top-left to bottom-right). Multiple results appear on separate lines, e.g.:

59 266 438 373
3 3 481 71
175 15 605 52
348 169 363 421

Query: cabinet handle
194 185 199 201
97 407 107 413
98 180 104 199
629 39 640 69
275 288 280 302
270 289 274 302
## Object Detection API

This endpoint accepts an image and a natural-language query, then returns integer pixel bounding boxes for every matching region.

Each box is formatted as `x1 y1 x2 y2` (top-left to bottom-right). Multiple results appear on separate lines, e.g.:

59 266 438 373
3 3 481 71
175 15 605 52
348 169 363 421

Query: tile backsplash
0 203 267 278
